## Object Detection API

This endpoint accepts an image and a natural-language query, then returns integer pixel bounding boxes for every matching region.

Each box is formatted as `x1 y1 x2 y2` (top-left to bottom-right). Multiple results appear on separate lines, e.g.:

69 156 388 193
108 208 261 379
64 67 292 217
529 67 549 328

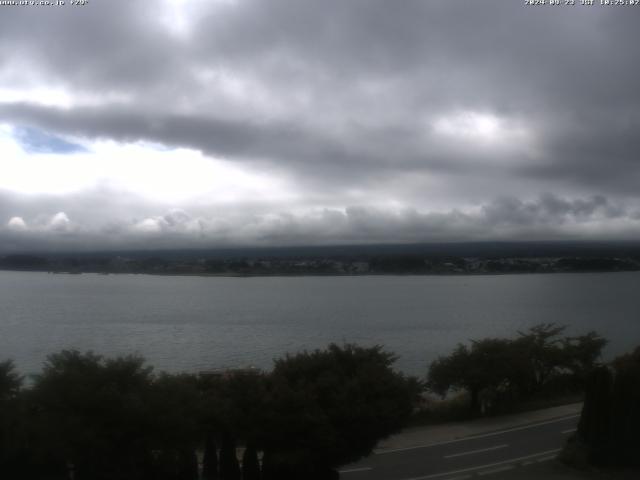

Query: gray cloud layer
2 190 637 251
1 0 639 249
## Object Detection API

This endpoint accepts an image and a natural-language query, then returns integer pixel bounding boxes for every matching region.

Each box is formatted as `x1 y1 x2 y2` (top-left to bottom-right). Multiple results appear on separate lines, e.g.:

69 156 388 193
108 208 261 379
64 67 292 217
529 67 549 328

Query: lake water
0 270 638 377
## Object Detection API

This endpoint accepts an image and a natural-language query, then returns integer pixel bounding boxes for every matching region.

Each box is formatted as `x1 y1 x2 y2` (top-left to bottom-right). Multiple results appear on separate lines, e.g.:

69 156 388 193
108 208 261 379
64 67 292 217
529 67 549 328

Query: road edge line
400 448 561 480
377 414 579 454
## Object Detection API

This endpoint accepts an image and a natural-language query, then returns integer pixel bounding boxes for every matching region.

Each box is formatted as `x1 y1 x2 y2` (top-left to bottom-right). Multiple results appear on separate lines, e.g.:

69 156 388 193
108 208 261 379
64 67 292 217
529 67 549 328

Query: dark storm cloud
0 101 496 185
520 110 640 193
1 0 639 248
482 195 625 227
0 103 368 170
0 1 177 89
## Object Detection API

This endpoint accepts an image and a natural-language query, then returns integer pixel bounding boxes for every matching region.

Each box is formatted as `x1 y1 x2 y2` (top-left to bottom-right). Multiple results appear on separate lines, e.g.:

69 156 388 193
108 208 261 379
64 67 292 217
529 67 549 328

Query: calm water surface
0 271 638 376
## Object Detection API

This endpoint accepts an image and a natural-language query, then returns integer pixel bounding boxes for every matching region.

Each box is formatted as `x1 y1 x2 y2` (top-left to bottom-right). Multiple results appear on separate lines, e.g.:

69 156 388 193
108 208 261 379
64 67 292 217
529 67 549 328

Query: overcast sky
0 0 639 251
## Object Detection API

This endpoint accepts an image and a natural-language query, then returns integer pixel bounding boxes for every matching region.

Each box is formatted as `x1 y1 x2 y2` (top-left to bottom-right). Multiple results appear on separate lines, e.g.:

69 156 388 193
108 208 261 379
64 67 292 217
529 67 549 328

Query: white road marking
536 455 557 463
478 465 514 475
398 448 561 480
377 414 579 455
561 428 577 434
338 466 373 474
444 444 508 459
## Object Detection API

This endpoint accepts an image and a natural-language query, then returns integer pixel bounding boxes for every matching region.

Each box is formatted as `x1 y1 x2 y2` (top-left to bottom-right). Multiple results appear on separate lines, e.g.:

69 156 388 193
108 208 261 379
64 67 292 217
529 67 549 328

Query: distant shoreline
2 249 639 278
1 267 638 278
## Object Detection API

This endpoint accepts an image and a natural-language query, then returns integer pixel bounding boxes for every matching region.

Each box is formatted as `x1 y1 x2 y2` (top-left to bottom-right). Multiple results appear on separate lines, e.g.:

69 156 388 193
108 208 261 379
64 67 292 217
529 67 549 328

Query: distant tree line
426 324 607 415
2 252 640 275
0 345 419 480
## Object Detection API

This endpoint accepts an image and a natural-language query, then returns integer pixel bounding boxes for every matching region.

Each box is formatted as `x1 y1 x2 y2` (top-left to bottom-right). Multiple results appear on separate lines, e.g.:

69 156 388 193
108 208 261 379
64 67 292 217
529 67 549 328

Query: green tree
428 325 608 415
148 372 201 457
31 350 157 480
0 360 22 400
562 331 608 382
262 344 420 478
427 339 521 414
147 372 204 480
198 372 267 480
514 323 567 394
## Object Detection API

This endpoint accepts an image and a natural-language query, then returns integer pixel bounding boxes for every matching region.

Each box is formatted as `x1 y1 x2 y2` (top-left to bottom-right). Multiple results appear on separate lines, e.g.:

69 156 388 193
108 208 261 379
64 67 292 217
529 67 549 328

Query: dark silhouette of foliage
428 324 607 414
219 433 241 480
178 449 199 480
261 343 420 477
0 360 29 478
241 444 260 480
0 359 22 400
562 331 608 384
216 373 269 448
577 366 613 464
27 351 203 480
370 255 429 273
202 434 219 480
609 347 640 466
199 372 267 479
514 323 567 393
1 344 420 479
31 351 157 480
428 339 523 414
0 254 48 270
555 257 634 272
568 346 640 467
148 372 201 454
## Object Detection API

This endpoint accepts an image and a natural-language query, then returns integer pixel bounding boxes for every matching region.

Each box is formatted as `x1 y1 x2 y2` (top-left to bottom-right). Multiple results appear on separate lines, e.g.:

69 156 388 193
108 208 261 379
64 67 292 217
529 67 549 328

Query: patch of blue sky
13 126 88 154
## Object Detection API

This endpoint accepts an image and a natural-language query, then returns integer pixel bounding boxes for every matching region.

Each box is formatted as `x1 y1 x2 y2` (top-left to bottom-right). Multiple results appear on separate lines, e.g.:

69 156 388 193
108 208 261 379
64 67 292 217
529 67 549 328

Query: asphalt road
339 414 580 480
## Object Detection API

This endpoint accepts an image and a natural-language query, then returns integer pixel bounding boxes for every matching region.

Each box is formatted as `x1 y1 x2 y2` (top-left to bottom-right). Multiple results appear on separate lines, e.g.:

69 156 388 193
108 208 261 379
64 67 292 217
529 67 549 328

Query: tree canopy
263 344 420 476
0 360 22 401
0 344 420 480
571 346 640 467
427 324 607 414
